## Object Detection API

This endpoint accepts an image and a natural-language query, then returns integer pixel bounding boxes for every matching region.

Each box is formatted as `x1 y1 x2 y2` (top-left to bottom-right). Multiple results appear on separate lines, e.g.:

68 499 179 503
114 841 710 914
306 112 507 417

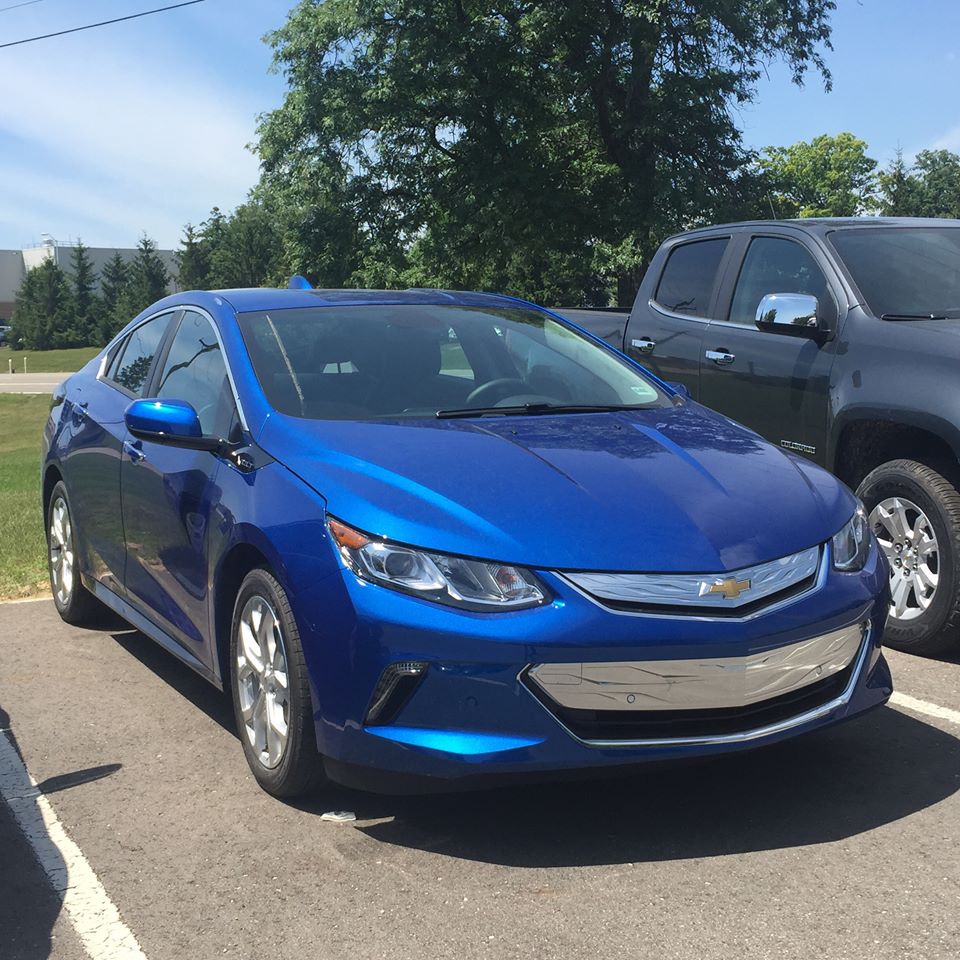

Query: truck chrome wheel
236 594 290 769
870 496 939 622
49 495 75 606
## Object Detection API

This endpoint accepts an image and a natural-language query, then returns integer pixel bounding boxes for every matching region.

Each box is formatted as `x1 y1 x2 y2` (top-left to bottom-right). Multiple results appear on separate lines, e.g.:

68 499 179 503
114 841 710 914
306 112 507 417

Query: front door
698 234 842 465
121 310 238 667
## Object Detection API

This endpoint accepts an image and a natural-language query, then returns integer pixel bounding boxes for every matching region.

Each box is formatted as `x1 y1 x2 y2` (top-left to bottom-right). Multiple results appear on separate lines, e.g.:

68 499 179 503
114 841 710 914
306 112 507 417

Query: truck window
654 238 728 317
728 237 835 326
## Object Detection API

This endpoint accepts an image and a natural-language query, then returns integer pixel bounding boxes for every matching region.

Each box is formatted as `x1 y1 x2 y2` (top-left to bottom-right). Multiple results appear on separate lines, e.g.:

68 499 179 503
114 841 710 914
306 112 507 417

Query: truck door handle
705 349 736 366
630 337 656 354
123 439 146 463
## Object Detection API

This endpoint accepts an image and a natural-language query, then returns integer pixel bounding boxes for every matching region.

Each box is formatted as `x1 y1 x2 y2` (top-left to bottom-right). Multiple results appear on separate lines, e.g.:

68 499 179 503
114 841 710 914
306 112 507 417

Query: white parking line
890 690 960 726
0 732 148 960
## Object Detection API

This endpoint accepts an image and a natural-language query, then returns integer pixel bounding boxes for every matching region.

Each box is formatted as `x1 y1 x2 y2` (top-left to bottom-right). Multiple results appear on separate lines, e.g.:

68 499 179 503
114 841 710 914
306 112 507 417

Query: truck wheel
857 459 960 656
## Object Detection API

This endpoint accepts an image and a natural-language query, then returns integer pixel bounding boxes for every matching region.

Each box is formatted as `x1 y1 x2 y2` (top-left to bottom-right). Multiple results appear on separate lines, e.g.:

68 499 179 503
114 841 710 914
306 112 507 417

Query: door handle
630 337 656 354
705 349 736 366
123 439 146 463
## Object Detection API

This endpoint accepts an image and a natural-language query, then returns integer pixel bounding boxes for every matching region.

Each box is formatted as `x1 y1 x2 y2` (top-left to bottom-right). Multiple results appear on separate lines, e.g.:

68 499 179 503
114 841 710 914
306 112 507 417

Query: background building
0 238 178 322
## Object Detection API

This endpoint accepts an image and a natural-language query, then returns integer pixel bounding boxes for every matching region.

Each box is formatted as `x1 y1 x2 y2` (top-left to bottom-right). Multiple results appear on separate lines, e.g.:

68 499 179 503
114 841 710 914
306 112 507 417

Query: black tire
46 480 104 626
229 568 325 798
857 459 960 656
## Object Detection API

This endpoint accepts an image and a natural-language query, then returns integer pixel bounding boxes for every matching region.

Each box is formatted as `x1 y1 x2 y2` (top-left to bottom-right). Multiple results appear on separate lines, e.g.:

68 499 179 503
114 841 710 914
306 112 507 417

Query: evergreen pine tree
10 258 71 350
66 240 101 345
99 252 130 341
176 223 210 290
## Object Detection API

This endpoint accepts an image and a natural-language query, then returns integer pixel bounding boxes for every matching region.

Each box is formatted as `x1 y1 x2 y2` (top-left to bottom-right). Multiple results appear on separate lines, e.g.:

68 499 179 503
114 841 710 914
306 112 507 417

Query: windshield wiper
436 403 639 419
880 312 957 321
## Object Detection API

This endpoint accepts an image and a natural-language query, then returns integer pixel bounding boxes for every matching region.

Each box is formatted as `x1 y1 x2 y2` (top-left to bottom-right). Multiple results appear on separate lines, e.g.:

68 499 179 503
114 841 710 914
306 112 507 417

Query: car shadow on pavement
111 630 237 733
346 707 960 866
104 628 960 869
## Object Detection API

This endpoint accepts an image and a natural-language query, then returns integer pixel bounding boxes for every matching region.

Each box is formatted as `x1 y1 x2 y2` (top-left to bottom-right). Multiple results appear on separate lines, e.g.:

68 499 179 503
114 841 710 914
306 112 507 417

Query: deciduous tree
760 132 877 218
257 0 837 305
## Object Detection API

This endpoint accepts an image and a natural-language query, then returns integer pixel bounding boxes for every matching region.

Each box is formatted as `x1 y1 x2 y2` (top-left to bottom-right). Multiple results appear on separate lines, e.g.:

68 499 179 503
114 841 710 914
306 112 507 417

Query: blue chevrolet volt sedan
42 286 892 797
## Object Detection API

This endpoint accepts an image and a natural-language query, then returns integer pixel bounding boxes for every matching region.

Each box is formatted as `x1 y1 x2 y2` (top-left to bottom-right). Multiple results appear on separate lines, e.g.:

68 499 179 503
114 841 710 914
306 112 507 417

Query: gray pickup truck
562 217 960 655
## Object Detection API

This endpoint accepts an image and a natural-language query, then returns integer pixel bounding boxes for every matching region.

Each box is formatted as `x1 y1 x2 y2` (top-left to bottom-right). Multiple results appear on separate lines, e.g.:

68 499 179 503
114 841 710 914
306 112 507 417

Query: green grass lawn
0 345 100 374
0 395 50 599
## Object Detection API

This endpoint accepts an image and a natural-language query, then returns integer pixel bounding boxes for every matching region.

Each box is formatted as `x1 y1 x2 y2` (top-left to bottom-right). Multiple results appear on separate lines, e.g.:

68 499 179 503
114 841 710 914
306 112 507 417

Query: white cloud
929 125 960 153
0 24 272 249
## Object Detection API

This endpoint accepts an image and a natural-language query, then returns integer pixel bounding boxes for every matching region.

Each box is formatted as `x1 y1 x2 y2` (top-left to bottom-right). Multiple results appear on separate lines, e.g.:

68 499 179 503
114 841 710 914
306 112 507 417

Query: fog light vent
365 661 428 725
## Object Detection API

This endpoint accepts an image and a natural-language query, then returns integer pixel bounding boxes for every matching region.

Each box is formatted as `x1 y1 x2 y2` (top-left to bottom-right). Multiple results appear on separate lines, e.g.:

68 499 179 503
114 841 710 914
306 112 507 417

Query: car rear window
654 238 729 317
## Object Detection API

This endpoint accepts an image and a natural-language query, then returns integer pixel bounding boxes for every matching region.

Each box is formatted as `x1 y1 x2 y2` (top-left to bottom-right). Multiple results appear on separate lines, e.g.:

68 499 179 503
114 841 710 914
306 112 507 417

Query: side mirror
755 293 829 339
668 381 691 400
125 399 221 451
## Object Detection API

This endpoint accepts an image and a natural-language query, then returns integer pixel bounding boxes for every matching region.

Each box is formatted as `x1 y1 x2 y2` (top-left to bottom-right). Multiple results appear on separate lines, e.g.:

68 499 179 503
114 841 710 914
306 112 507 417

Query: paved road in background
1 599 959 960
0 372 66 394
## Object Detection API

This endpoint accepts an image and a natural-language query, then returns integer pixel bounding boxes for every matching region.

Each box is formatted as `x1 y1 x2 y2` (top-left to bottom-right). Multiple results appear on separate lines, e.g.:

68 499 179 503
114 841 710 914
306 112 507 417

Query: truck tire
857 459 960 656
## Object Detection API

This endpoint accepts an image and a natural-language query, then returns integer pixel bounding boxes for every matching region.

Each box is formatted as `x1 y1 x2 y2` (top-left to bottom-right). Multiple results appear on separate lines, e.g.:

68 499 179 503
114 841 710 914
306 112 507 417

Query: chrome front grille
527 623 864 713
523 622 869 746
562 545 822 617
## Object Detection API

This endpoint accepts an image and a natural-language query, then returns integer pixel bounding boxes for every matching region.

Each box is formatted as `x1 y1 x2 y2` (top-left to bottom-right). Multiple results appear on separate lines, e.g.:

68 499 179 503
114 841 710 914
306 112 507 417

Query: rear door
698 232 843 465
623 235 732 399
62 310 176 594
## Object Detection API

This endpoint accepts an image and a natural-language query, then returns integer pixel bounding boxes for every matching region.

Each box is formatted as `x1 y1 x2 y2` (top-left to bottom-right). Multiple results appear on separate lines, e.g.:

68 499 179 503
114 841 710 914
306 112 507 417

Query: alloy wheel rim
236 594 290 769
869 496 939 622
49 496 74 606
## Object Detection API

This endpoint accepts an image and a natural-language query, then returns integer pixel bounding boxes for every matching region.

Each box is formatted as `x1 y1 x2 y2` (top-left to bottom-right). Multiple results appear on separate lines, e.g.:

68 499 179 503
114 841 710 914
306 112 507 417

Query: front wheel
858 459 960 656
229 568 325 798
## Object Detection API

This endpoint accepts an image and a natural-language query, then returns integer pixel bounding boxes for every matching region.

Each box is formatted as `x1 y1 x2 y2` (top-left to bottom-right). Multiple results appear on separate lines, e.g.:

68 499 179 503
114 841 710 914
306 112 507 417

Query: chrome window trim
558 546 828 622
648 299 711 324
521 619 874 749
98 304 249 433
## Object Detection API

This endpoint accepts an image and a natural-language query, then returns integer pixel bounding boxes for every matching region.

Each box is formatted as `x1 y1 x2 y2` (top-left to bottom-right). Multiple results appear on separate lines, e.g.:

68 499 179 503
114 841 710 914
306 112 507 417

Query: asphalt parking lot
1 599 959 960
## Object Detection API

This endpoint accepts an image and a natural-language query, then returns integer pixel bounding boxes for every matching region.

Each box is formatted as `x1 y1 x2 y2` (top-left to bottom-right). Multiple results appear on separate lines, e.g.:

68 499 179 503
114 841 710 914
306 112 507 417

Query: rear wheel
229 568 325 798
47 481 103 626
858 459 960 655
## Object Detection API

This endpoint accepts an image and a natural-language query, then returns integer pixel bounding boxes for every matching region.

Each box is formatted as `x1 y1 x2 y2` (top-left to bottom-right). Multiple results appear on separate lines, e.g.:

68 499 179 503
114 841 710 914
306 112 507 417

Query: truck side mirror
755 293 829 339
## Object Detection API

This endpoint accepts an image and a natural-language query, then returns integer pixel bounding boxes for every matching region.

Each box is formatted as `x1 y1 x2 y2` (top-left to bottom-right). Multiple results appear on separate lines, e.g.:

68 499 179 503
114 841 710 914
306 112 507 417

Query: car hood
260 404 855 573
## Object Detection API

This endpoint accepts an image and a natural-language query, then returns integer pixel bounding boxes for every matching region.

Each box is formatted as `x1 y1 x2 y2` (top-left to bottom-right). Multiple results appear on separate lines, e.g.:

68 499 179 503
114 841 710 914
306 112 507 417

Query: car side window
109 313 172 396
155 310 237 439
654 238 729 317
728 237 836 326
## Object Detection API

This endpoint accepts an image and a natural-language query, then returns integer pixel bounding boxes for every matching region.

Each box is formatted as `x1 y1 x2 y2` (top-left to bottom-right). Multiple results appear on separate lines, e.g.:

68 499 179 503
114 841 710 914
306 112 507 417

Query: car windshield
829 227 960 318
236 304 668 420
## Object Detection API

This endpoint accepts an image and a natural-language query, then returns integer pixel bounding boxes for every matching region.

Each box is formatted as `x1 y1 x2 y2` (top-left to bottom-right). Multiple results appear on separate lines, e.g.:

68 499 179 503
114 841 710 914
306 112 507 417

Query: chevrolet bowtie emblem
700 577 752 600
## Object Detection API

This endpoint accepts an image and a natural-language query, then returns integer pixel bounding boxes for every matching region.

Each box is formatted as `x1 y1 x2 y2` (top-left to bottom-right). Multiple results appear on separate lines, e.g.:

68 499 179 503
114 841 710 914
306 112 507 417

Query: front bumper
294 541 891 787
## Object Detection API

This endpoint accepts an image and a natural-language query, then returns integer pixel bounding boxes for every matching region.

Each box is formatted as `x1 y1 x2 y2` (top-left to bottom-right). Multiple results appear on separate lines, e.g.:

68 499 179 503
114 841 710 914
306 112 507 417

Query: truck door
623 235 732 399
698 233 842 466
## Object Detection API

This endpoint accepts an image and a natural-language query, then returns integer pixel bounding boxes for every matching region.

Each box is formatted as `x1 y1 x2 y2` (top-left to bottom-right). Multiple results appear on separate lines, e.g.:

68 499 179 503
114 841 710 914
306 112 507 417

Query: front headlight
327 518 548 611
832 502 870 571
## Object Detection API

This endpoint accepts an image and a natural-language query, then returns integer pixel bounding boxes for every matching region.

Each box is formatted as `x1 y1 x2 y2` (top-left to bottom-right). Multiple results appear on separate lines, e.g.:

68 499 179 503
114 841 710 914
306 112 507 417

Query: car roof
200 287 535 314
668 216 960 242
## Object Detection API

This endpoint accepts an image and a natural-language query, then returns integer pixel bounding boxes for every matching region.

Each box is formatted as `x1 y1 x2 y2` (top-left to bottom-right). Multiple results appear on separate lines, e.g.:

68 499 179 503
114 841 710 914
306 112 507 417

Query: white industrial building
0 238 178 322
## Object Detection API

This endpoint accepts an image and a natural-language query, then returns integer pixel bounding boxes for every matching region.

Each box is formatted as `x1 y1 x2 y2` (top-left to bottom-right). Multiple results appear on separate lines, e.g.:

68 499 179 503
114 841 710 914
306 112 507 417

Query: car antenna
288 274 313 290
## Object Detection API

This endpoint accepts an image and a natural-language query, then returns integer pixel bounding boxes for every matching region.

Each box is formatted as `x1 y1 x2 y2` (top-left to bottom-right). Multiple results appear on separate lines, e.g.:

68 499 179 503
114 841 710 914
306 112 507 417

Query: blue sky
1 0 958 251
